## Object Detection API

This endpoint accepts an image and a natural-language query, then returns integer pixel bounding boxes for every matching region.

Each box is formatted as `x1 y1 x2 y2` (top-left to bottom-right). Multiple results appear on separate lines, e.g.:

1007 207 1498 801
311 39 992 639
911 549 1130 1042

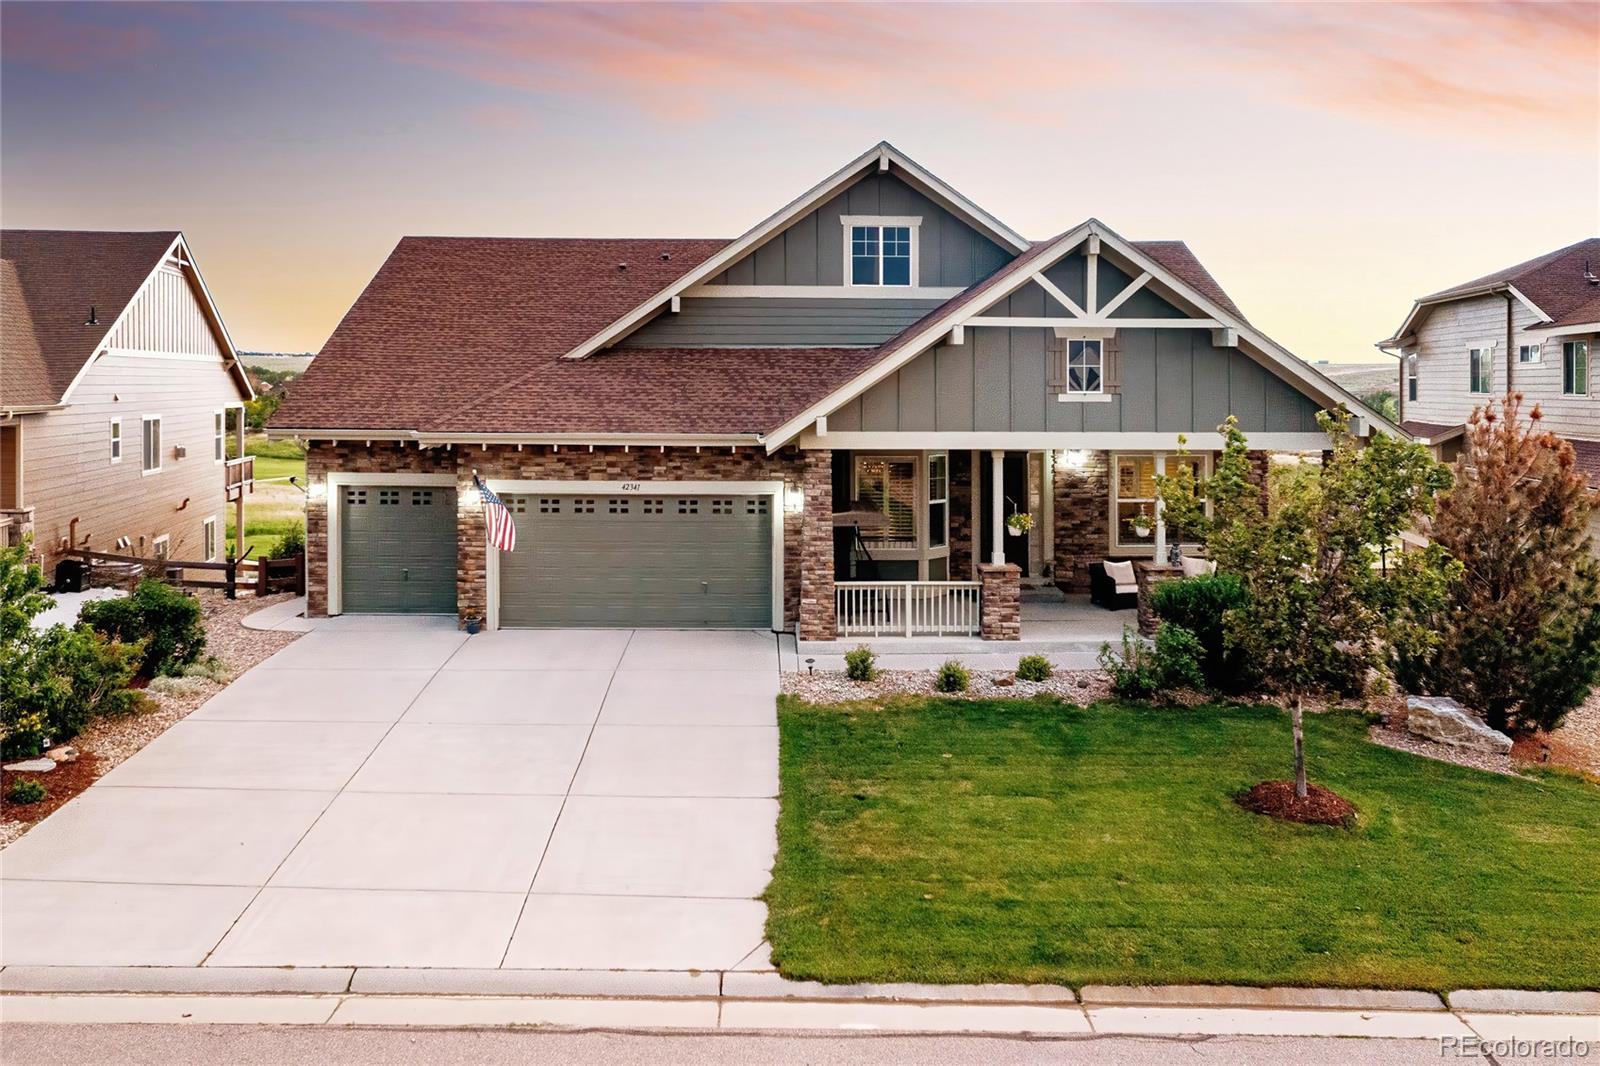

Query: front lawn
767 697 1600 991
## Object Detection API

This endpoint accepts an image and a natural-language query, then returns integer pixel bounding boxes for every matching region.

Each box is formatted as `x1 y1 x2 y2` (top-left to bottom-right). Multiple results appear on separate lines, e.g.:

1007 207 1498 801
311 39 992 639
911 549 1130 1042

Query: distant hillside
1314 361 1397 398
240 352 315 374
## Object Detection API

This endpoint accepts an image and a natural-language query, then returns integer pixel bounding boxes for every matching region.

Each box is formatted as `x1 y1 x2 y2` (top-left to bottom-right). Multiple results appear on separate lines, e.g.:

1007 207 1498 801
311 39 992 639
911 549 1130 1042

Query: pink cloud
303 2 1596 139
1 4 162 71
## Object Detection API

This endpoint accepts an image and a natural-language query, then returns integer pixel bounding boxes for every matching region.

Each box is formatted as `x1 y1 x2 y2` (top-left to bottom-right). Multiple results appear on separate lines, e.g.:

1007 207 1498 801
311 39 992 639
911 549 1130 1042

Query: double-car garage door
339 485 774 628
499 493 773 628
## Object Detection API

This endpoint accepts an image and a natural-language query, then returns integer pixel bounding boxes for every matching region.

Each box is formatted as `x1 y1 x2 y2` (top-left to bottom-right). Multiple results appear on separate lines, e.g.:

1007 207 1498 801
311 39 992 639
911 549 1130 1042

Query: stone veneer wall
305 441 809 628
1051 450 1111 592
798 449 836 639
976 562 1021 640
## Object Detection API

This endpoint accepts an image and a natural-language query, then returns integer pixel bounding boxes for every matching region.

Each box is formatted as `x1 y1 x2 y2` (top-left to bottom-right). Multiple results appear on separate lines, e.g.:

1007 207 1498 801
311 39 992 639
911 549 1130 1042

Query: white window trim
852 453 921 557
141 415 163 475
1564 340 1590 396
1468 345 1494 395
842 215 921 288
151 534 170 559
927 452 949 555
109 418 123 464
201 516 218 562
1063 338 1106 398
213 409 226 465
1406 355 1419 402
1518 343 1541 364
1110 452 1212 554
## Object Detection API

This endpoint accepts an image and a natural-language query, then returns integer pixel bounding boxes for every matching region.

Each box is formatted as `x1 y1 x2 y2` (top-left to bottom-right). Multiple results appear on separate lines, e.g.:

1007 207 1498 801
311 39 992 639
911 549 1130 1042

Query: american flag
475 476 516 552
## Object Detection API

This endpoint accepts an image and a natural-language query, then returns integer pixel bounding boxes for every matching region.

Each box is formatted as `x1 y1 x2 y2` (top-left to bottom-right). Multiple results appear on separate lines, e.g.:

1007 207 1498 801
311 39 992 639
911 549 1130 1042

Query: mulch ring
2 753 102 827
1235 779 1356 826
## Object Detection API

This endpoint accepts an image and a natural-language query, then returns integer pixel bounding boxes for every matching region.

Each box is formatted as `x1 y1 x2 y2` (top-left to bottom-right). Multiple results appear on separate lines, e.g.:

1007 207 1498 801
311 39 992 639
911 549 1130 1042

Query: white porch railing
835 581 982 638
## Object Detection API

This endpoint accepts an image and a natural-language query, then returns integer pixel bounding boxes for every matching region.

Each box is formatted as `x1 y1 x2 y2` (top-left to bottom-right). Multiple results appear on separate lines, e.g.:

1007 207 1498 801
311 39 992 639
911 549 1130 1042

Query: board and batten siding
825 326 1321 435
105 265 226 359
1408 293 1598 442
620 297 946 348
706 172 1013 290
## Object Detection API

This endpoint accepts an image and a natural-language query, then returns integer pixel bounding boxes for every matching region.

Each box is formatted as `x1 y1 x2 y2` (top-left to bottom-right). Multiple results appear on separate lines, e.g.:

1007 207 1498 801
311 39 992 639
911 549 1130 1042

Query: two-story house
1378 238 1599 553
270 142 1396 639
1378 238 1598 471
1 230 255 578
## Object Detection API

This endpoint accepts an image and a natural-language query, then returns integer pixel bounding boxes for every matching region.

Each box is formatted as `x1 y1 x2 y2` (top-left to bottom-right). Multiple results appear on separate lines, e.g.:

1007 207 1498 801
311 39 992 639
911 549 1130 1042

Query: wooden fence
62 547 304 599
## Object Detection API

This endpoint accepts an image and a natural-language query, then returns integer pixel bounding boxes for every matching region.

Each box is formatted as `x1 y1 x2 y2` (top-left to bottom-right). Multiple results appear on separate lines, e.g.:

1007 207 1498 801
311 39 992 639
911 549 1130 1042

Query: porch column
1153 451 1167 561
233 408 246 563
989 449 1005 565
798 449 837 640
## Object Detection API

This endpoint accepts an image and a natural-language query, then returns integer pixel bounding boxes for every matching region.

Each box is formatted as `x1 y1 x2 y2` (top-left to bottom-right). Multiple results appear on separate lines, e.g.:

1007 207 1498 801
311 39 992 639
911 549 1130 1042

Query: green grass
225 435 305 558
767 697 1600 991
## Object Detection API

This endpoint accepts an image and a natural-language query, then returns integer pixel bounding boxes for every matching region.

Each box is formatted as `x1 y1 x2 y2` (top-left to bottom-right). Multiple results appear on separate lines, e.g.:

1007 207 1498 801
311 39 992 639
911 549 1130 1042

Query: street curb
1447 989 1600 1014
1078 984 1446 1011
0 967 353 994
351 968 717 999
722 971 1077 1004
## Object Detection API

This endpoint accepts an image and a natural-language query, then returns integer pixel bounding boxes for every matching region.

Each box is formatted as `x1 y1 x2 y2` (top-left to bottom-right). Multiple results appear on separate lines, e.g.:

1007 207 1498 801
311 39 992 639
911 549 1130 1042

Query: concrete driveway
0 620 780 972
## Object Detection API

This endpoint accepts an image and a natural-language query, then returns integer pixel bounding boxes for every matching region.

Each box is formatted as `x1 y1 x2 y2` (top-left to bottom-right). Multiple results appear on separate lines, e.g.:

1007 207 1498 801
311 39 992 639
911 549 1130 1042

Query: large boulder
1405 696 1512 755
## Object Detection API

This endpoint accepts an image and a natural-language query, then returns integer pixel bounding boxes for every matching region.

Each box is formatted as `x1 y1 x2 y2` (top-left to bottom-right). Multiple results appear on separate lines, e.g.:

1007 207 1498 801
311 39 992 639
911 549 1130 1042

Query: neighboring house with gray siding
271 142 1397 639
1377 239 1600 552
0 230 254 577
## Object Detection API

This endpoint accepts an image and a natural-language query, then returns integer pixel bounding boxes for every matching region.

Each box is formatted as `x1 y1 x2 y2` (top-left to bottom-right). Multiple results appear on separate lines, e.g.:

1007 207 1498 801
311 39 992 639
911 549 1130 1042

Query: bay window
855 455 917 548
927 453 948 549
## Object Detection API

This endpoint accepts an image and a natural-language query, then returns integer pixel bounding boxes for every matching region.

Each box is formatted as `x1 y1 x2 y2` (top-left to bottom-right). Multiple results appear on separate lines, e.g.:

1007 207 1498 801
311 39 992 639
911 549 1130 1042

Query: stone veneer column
456 463 487 629
1246 450 1273 510
1052 450 1111 593
977 562 1022 640
947 450 974 578
798 449 836 640
303 447 332 617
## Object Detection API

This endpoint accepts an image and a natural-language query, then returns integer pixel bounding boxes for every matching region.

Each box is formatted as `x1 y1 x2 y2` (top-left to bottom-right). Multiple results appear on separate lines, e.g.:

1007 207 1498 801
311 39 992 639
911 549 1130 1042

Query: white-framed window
1468 347 1493 394
202 516 217 561
1519 343 1541 364
1406 356 1418 402
927 453 948 550
843 216 919 287
1067 339 1103 394
109 418 123 463
152 534 170 560
213 410 225 463
141 415 162 474
854 454 918 547
1112 453 1210 550
1564 341 1590 396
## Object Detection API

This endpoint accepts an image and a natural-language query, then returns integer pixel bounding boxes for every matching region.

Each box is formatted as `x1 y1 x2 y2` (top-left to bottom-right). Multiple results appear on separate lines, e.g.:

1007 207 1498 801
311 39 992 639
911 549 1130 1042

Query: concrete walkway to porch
793 591 1134 673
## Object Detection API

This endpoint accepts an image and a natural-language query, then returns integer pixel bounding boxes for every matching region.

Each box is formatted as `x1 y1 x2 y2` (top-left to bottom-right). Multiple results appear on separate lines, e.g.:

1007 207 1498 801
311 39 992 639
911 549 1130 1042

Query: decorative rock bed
782 668 1115 706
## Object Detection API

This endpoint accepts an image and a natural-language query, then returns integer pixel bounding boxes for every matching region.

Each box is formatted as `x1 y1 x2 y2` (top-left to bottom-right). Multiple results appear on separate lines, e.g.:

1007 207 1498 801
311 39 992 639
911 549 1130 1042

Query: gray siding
985 254 1186 319
709 172 1012 289
829 328 1322 433
620 297 945 348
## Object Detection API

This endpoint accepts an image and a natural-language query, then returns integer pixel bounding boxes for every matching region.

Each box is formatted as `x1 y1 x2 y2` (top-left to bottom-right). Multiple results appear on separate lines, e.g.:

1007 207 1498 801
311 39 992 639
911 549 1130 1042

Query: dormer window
844 216 918 287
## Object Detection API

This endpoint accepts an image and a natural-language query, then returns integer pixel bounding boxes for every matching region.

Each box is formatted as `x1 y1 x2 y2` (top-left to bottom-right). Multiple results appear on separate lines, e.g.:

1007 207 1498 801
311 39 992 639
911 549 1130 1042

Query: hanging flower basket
1131 515 1153 539
1006 512 1033 537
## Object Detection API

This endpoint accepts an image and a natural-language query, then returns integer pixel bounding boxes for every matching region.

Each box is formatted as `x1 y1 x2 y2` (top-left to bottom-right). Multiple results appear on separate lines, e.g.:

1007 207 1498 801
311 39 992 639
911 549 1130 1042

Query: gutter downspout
1505 290 1516 396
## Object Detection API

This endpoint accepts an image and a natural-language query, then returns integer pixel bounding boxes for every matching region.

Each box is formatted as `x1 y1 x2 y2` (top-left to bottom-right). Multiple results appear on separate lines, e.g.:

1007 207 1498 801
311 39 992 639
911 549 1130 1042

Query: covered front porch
815 446 1210 641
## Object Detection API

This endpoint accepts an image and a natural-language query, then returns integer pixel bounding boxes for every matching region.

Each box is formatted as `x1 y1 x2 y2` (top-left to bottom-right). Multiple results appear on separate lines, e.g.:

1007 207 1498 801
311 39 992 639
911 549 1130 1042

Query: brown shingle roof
1 229 179 407
273 230 1256 438
1425 237 1600 326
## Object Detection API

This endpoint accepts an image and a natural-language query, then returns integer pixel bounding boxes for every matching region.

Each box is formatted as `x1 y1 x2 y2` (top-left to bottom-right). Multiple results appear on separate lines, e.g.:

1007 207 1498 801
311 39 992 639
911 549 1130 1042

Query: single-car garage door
340 485 457 613
499 493 773 628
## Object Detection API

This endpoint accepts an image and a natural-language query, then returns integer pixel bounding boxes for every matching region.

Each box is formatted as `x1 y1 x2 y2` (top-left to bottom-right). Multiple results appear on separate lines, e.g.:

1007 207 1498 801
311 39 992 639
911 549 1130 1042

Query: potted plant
1006 512 1033 537
1130 512 1153 539
463 616 483 635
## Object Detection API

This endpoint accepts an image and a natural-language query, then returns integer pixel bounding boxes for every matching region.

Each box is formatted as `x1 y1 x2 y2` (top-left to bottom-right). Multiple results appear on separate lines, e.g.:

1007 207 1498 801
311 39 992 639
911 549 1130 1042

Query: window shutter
1103 335 1122 393
1047 335 1067 393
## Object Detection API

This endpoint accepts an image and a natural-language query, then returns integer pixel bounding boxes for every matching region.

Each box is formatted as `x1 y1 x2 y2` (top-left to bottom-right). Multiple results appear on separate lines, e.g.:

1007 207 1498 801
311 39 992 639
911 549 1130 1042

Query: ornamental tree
1420 394 1600 734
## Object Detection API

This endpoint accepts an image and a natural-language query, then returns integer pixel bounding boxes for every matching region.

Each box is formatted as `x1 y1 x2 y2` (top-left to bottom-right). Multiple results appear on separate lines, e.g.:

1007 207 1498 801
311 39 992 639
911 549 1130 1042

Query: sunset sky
3 2 1595 361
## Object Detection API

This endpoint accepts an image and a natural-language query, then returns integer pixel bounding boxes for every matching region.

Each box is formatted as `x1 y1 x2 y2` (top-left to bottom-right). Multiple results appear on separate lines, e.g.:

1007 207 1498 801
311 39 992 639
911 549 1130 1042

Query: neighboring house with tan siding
0 230 254 578
1378 237 1600 551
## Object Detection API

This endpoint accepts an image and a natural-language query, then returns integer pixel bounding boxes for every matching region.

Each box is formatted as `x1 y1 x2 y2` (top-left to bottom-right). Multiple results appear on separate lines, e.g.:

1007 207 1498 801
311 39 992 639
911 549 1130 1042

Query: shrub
1420 395 1600 734
80 579 205 678
1016 654 1052 682
3 625 142 757
7 778 47 806
1150 573 1251 691
935 660 970 693
1098 624 1205 700
265 525 305 560
844 645 878 682
182 656 232 684
148 675 213 699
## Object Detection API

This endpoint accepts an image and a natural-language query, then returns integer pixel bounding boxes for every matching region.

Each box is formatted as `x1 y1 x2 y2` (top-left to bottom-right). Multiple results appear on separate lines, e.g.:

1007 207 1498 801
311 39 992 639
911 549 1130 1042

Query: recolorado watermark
1440 1036 1591 1058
